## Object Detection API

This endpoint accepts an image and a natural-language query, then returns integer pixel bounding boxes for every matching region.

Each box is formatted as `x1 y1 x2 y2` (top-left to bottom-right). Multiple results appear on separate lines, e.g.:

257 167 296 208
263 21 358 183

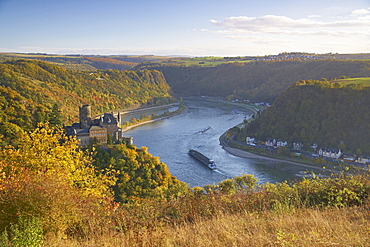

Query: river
122 97 300 187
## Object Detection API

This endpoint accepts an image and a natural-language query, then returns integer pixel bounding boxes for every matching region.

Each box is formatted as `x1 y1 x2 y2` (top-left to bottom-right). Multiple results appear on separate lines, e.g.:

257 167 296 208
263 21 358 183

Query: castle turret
117 112 121 125
79 104 91 129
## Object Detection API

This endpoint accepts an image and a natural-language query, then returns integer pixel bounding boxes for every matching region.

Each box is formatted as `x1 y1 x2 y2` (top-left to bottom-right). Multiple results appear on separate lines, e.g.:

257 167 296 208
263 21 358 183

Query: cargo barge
188 149 217 170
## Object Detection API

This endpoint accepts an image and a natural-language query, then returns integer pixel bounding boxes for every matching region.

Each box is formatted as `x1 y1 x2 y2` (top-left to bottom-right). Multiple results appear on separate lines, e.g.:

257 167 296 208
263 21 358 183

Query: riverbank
121 103 186 132
121 116 169 132
219 127 342 178
222 145 328 174
120 102 178 115
195 96 261 115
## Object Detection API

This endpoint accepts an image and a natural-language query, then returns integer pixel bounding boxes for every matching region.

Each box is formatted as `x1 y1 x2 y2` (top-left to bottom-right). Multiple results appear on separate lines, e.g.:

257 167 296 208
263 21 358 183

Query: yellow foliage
0 123 117 235
0 123 116 198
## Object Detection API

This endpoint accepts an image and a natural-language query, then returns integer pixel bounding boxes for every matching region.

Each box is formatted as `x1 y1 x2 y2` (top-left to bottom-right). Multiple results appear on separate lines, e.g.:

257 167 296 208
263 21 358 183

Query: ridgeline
1 54 370 245
0 59 175 145
136 59 370 102
236 79 370 155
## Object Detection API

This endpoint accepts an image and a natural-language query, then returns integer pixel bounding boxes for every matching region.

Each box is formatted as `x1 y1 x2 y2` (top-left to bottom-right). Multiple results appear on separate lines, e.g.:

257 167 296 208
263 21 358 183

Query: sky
0 0 369 56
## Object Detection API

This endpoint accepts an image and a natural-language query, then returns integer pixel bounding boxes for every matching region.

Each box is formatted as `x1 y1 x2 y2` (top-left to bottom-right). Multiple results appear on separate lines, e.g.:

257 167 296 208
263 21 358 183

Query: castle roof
101 113 118 125
71 123 81 129
76 128 89 135
90 126 106 131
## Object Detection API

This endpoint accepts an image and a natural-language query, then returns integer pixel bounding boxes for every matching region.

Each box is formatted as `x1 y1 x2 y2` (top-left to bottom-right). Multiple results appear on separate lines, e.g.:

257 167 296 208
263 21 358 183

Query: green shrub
0 215 43 247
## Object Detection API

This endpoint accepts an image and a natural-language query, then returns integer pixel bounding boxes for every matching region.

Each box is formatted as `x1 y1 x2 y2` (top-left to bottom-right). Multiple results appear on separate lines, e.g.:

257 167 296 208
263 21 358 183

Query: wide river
122 97 299 187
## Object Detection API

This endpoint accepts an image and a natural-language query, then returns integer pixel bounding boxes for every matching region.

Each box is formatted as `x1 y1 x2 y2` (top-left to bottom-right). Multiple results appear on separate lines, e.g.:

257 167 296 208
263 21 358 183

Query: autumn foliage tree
93 144 189 202
0 59 176 138
0 123 116 236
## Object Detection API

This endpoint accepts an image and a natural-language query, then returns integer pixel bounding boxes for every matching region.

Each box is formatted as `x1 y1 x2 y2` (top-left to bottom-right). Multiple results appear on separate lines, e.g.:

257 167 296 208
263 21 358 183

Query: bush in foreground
44 170 369 246
0 123 116 239
1 123 369 245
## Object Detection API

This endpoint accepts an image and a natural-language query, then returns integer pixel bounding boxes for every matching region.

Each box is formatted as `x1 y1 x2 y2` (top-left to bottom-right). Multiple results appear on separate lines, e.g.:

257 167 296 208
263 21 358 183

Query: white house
246 136 257 146
318 148 342 159
276 140 288 147
356 156 370 164
342 153 356 162
266 138 276 147
293 142 304 150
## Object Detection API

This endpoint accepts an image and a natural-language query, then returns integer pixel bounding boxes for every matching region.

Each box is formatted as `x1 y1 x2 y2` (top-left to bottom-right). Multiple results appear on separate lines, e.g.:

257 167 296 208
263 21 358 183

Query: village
244 136 370 166
66 103 370 168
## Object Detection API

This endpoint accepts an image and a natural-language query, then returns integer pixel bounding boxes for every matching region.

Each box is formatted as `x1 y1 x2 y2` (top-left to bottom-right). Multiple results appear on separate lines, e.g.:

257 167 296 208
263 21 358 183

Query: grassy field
42 169 370 246
172 57 253 67
333 77 370 86
0 53 80 59
0 53 254 68
3 53 370 69
46 202 370 247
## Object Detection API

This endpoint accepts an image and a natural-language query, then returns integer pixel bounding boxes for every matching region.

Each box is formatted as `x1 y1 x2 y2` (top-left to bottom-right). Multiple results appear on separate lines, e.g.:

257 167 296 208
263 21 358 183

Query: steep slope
236 80 370 155
0 59 175 144
136 60 370 102
0 53 177 71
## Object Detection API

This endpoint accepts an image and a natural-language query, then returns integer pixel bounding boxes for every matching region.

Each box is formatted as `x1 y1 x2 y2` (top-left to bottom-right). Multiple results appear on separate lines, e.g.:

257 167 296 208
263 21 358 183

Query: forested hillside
136 60 370 102
0 53 176 71
236 79 370 155
1 123 369 246
1 55 370 246
0 59 175 145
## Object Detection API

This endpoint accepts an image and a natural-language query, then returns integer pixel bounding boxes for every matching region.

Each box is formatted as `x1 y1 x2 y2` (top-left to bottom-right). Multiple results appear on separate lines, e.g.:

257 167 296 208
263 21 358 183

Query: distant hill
3 54 370 103
0 59 175 145
136 59 370 103
0 53 179 71
236 79 370 155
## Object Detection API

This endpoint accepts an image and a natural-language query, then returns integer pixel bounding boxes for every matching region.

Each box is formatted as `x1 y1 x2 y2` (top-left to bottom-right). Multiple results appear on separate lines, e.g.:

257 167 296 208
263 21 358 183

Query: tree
232 174 258 191
218 179 236 195
48 103 62 126
92 143 188 202
333 82 341 88
192 186 204 196
107 134 113 145
0 123 116 235
237 81 370 155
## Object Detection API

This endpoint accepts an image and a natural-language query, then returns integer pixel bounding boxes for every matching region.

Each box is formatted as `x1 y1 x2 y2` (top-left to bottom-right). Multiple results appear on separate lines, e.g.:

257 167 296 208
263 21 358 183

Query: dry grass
45 205 370 247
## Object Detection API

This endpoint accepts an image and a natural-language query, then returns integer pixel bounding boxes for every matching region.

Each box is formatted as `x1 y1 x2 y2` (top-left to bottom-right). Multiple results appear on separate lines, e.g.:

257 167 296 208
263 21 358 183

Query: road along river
122 97 315 187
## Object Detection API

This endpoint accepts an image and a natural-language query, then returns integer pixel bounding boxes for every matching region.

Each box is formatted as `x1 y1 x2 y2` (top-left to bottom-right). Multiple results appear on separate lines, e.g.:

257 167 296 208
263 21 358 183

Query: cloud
204 13 370 55
210 15 370 35
359 15 370 20
351 8 370 16
193 28 209 32
226 35 292 45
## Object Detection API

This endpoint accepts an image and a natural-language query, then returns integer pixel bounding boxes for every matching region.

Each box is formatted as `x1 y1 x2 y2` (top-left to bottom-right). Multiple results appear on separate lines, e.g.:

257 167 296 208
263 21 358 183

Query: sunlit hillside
1 54 370 246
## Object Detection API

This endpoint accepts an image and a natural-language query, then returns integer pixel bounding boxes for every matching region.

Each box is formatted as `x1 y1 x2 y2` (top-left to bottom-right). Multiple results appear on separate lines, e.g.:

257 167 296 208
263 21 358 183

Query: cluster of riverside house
66 105 132 146
245 136 370 165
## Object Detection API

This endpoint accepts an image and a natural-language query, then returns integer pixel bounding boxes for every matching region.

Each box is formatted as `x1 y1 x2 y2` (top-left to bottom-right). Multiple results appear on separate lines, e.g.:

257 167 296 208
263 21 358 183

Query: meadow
48 206 369 246
334 77 370 87
44 170 370 247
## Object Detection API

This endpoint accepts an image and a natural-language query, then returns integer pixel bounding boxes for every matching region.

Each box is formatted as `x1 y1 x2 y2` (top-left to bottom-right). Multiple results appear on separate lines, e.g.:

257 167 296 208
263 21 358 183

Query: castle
66 105 128 146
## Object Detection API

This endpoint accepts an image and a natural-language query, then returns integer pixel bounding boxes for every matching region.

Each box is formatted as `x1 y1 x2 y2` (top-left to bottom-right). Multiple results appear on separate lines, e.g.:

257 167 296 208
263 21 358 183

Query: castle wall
79 105 92 129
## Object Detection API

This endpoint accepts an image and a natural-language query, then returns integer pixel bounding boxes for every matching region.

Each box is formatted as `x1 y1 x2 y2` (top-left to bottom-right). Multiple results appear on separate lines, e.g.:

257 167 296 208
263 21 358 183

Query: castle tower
79 104 91 129
117 112 121 126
